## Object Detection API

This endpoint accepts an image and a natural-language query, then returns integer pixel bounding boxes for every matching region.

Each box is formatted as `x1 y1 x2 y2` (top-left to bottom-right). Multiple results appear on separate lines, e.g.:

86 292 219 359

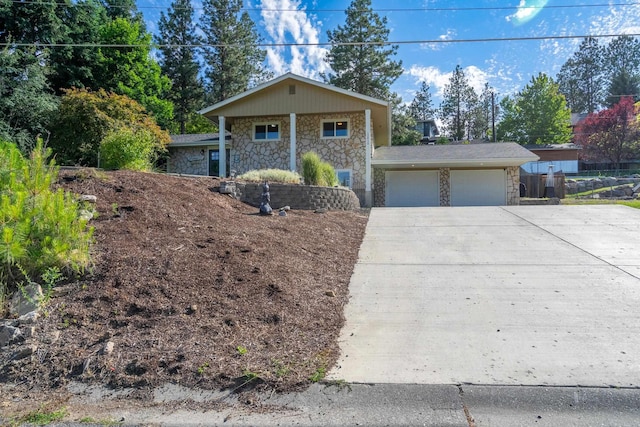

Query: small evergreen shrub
0 139 93 310
236 169 301 184
100 127 154 171
301 152 338 186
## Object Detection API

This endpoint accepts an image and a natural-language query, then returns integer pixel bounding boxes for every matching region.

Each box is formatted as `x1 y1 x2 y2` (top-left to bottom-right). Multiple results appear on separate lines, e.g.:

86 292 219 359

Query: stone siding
234 182 360 211
439 168 451 206
373 168 385 207
167 147 207 176
506 166 519 205
230 112 367 194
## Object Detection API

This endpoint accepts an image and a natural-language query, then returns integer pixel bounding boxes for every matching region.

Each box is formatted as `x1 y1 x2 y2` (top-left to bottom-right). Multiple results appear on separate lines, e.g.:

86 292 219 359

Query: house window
322 120 349 138
254 123 280 141
336 169 352 188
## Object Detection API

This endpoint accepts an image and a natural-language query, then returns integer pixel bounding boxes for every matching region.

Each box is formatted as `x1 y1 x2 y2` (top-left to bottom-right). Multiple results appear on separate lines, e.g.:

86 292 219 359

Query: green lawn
560 198 640 209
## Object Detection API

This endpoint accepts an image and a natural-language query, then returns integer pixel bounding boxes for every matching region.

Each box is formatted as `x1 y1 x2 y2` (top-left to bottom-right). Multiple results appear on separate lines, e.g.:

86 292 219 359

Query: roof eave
372 157 539 168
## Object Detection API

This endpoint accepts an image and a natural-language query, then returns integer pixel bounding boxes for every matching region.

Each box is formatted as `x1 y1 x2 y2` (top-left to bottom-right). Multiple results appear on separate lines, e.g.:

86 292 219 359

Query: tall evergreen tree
606 70 640 107
0 0 64 46
48 0 107 93
156 0 204 134
603 36 640 106
200 0 266 103
556 37 604 113
497 73 572 145
323 0 402 99
0 47 59 151
409 82 435 121
101 0 142 23
439 65 477 141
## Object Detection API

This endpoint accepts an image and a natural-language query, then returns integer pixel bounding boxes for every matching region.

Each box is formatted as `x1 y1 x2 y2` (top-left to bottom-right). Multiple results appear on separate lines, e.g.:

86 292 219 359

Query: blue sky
143 0 640 106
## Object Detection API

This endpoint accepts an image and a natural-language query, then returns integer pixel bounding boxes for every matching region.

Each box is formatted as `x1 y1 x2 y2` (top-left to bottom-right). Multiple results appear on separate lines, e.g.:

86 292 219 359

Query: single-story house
167 73 538 207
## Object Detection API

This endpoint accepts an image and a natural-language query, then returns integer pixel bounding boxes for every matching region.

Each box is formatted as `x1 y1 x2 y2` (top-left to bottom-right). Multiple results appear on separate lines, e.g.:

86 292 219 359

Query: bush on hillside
236 169 301 184
49 88 170 167
100 127 154 171
0 139 93 311
301 152 338 187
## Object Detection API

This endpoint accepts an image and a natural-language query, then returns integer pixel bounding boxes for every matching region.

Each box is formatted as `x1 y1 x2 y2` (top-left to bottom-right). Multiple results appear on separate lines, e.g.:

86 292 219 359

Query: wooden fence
520 174 565 199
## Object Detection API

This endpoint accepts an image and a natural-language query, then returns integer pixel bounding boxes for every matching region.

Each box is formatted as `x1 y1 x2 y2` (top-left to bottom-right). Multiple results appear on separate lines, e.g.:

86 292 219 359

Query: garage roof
373 142 539 168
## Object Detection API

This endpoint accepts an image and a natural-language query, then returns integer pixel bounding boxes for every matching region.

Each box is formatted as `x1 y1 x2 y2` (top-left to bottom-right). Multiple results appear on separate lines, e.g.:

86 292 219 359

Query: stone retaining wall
565 177 640 195
233 182 361 211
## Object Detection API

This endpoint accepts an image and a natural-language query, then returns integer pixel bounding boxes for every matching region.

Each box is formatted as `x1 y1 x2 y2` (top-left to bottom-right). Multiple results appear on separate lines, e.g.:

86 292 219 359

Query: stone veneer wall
167 147 207 176
230 112 367 194
234 182 360 211
439 168 451 206
506 166 519 205
373 168 385 207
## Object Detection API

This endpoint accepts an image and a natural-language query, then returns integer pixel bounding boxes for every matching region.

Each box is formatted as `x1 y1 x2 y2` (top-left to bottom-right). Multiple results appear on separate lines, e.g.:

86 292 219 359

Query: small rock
279 206 291 212
9 284 43 317
23 326 36 338
314 208 328 214
79 209 94 221
260 203 273 215
279 210 287 217
0 325 23 347
80 195 97 203
102 341 115 356
325 290 336 297
18 311 39 324
11 344 36 360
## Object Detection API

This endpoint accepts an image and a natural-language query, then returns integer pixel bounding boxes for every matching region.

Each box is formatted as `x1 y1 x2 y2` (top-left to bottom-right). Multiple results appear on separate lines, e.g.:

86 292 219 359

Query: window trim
321 119 350 139
335 169 353 189
253 121 281 142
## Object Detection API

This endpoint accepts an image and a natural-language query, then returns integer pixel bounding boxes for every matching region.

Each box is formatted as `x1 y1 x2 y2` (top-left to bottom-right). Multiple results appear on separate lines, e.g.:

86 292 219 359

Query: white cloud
259 0 329 79
506 0 548 25
421 29 456 51
408 65 490 99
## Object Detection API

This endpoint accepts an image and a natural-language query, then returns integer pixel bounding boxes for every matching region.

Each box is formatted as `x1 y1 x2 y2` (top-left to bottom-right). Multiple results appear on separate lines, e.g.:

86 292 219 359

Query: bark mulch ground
0 169 368 407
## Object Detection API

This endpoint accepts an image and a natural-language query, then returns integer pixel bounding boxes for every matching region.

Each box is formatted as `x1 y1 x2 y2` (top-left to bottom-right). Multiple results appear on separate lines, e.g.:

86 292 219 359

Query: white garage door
450 169 506 206
385 170 439 207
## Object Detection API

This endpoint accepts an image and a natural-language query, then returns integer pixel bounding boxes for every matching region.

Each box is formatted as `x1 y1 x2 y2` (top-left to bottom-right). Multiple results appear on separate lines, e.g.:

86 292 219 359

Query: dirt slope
1 169 368 395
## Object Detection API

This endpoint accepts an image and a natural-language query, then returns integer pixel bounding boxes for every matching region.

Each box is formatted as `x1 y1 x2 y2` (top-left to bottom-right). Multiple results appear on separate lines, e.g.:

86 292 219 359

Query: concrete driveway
328 205 640 387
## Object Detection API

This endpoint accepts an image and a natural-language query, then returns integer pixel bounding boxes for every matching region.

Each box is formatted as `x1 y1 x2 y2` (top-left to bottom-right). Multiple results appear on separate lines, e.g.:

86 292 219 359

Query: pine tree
200 0 267 103
439 65 477 141
409 82 435 121
603 36 640 107
605 70 640 107
556 37 604 113
323 0 402 99
156 0 204 134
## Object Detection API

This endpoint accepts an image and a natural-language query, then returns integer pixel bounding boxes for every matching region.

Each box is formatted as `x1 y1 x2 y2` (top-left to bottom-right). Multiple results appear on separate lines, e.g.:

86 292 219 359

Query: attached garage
385 170 439 207
450 169 506 206
372 143 539 207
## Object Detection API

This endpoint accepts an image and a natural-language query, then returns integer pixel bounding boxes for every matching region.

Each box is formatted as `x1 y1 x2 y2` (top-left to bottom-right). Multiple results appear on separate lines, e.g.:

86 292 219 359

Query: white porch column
364 109 372 207
218 115 226 178
290 113 297 172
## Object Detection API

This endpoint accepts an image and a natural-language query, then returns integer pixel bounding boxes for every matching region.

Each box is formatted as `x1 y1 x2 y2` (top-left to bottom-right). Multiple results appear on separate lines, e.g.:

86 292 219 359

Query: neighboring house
167 73 537 207
521 143 579 175
415 119 440 144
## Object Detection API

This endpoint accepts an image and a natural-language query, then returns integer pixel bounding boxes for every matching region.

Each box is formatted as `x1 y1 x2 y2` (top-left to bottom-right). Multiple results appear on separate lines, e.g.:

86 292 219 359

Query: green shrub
301 152 338 187
236 169 301 184
100 127 154 171
0 139 93 311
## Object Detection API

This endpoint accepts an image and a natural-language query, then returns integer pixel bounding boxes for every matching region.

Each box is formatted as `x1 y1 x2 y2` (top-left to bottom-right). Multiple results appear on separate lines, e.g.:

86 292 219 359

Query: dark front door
208 149 231 177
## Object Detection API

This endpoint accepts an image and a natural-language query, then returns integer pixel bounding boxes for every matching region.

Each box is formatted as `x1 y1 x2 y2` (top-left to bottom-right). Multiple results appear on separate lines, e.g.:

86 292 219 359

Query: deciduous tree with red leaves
575 96 640 170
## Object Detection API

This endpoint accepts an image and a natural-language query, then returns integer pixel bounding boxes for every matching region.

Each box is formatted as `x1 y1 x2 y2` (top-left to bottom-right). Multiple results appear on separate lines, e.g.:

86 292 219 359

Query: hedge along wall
234 182 361 211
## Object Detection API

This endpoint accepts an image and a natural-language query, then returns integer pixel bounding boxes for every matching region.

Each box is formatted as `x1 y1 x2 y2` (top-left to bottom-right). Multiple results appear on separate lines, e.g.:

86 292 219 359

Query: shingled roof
373 143 538 168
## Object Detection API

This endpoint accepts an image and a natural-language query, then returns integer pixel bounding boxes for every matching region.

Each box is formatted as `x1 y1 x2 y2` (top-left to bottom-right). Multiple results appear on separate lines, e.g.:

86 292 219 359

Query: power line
2 33 639 48
5 0 640 13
